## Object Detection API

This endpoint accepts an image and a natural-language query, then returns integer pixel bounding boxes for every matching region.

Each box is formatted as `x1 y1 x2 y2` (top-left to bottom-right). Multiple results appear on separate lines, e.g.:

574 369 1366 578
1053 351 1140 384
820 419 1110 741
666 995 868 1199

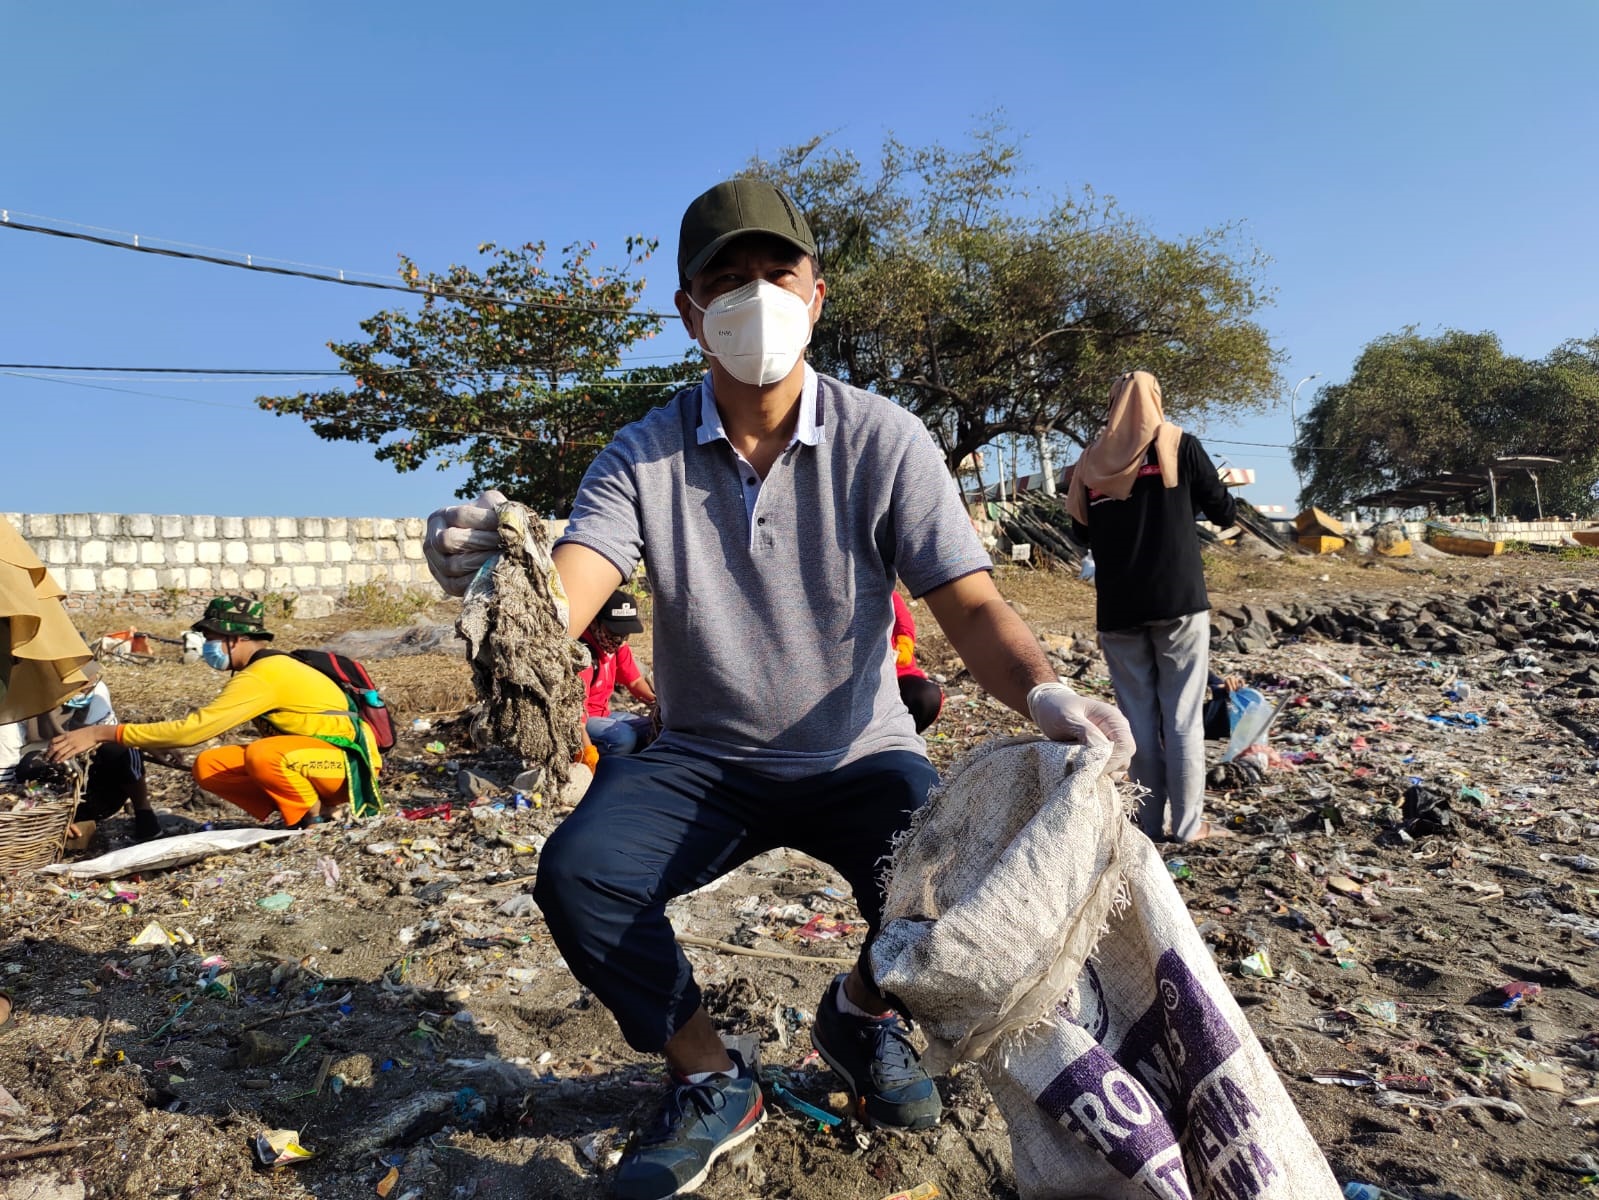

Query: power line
0 364 700 388
0 353 695 375
0 209 676 320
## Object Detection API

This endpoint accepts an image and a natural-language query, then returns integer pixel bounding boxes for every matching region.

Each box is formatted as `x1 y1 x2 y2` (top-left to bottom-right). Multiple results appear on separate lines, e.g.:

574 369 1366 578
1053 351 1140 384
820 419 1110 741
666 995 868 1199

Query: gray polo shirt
556 369 991 779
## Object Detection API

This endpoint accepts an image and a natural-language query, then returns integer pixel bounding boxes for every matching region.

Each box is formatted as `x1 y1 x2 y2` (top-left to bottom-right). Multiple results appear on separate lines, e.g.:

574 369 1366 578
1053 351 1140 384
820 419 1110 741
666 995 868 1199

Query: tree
744 122 1281 475
1293 329 1599 516
257 239 696 516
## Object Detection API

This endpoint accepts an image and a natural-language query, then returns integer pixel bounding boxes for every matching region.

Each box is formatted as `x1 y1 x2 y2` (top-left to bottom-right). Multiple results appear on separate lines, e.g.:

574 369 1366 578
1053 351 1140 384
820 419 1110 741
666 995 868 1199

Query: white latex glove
1028 681 1135 777
424 489 508 596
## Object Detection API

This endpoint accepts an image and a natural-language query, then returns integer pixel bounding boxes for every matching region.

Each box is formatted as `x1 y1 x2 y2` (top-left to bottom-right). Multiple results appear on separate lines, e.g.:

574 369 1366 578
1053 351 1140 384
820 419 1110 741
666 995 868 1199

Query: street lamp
1289 373 1321 499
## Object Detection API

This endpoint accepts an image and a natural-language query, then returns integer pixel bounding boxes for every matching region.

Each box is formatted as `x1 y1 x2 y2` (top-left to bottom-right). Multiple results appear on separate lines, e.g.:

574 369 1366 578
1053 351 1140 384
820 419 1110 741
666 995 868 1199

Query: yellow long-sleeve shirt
117 652 382 770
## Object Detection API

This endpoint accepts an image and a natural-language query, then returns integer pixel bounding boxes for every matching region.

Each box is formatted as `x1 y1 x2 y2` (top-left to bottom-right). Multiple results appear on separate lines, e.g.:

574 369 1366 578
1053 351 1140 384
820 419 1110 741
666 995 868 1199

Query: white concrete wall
7 512 449 610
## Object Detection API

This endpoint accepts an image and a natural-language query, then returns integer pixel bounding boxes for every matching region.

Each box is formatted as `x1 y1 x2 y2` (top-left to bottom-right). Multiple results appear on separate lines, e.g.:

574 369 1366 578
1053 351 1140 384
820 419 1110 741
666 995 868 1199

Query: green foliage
1295 330 1599 516
341 581 434 626
257 239 695 515
744 121 1282 471
260 591 298 619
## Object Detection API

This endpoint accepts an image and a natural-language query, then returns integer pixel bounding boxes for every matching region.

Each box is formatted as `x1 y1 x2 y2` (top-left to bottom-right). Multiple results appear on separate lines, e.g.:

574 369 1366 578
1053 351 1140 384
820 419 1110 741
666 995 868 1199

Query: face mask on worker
201 639 231 671
690 280 816 386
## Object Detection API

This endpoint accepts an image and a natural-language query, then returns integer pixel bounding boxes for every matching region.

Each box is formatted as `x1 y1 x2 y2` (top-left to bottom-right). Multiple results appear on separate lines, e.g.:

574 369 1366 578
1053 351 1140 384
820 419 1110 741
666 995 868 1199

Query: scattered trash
1238 949 1274 978
879 1185 941 1200
796 914 856 942
257 892 295 912
401 802 454 822
496 894 538 918
253 1128 316 1167
1539 852 1599 873
769 1080 843 1128
1361 999 1399 1025
1500 981 1542 1010
318 855 341 888
129 921 175 946
39 827 299 879
376 1165 399 1197
1166 858 1192 881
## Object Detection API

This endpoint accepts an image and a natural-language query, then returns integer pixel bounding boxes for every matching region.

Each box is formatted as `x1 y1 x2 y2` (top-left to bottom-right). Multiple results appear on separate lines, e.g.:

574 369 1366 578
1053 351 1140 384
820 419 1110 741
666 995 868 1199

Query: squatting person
425 178 1135 1200
49 597 380 826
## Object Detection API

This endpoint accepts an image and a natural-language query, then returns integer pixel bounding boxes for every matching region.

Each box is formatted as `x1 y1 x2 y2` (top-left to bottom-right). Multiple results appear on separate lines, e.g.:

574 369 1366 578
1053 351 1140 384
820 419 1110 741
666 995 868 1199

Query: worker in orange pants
50 597 381 827
193 736 355 826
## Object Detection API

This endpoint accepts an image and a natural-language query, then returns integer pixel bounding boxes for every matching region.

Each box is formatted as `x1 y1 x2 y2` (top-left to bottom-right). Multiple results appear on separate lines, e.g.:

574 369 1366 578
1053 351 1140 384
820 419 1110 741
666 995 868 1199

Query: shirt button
757 517 767 525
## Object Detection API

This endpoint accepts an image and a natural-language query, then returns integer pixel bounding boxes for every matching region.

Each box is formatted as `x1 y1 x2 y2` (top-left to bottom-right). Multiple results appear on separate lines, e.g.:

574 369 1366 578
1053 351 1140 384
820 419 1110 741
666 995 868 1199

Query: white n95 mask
691 280 815 386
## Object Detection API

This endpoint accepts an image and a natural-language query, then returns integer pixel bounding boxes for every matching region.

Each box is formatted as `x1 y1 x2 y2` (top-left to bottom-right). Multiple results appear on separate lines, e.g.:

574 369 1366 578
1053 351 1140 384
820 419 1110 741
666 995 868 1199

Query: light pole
1289 373 1320 501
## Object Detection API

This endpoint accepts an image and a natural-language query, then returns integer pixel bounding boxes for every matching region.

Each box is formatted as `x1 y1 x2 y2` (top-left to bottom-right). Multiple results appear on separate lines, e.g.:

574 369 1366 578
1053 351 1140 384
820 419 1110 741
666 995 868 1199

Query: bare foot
1184 821 1237 842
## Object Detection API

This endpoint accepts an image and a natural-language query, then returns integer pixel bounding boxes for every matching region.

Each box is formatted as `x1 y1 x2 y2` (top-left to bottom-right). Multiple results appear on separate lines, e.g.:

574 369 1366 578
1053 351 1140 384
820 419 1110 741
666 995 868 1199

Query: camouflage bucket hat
191 596 274 641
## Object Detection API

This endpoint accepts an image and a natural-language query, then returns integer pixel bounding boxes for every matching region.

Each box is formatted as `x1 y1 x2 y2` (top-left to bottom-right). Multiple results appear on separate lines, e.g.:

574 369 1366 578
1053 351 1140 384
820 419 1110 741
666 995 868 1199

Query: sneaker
610 1049 764 1200
812 976 942 1130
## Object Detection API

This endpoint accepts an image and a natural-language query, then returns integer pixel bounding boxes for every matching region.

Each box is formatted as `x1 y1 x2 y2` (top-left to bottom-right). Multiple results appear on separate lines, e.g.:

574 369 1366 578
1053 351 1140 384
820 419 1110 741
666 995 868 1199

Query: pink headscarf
1066 371 1182 525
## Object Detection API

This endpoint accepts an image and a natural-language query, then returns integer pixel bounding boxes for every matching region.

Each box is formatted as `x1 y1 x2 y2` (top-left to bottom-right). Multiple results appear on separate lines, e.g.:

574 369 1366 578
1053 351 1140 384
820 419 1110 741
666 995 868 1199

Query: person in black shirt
1067 371 1237 842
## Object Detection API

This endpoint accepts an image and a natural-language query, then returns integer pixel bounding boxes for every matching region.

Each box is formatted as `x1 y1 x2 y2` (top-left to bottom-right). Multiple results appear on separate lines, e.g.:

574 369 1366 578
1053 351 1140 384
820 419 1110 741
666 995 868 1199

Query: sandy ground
4 550 1599 1200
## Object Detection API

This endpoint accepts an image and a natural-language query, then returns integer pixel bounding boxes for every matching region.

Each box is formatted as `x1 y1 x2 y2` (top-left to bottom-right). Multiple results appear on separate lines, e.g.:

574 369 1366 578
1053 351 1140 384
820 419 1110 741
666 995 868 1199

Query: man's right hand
424 489 508 596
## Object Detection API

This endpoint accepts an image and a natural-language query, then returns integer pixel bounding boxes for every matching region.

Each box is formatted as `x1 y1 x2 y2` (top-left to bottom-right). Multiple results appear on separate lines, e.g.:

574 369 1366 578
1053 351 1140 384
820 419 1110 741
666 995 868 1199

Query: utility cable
0 210 675 320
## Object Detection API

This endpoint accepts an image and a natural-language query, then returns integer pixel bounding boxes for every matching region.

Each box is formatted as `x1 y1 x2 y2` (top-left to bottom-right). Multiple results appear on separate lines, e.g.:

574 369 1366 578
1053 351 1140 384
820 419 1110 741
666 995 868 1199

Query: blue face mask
201 639 231 671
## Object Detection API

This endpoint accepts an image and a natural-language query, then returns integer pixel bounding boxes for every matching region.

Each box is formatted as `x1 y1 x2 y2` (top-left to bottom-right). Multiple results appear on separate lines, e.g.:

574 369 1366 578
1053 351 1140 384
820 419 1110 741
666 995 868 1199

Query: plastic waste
253 1128 316 1167
1500 981 1542 1010
1540 852 1599 872
1222 690 1278 763
1079 553 1096 582
769 1080 843 1128
1238 949 1274 978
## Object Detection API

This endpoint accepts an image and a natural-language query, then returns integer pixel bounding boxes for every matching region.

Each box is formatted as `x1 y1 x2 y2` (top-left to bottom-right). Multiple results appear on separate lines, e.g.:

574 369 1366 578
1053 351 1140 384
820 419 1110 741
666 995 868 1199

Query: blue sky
3 1 1595 516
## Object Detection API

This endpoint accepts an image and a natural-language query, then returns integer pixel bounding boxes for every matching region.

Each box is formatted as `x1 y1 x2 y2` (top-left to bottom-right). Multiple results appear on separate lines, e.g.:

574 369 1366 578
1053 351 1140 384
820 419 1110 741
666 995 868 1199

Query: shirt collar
696 363 823 448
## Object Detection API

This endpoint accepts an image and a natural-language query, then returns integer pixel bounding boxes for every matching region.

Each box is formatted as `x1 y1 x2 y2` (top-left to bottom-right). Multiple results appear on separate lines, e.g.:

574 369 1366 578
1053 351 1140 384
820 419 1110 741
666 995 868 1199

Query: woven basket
0 750 84 873
0 798 76 872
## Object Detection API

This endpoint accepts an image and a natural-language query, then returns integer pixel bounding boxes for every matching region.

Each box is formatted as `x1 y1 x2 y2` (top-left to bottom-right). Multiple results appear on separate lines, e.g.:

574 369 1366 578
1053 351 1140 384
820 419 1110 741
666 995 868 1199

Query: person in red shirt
580 589 658 755
891 592 942 733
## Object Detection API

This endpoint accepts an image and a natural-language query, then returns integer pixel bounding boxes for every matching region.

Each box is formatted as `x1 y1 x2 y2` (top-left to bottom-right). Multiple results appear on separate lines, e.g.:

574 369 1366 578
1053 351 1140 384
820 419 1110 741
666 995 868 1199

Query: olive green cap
677 178 817 286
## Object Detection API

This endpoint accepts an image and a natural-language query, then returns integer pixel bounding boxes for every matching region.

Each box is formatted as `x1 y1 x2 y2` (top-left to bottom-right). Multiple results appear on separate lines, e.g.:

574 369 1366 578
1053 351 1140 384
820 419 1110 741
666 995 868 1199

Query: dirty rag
456 502 587 782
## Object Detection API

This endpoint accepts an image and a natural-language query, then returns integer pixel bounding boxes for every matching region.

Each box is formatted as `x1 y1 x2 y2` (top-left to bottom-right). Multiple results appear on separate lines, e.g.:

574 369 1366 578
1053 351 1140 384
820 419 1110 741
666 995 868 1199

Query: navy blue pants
534 742 938 1052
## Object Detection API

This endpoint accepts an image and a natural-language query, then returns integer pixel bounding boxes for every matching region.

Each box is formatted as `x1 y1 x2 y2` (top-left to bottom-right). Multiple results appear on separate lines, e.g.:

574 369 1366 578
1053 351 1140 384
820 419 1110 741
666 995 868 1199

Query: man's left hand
1028 683 1135 776
48 726 110 763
